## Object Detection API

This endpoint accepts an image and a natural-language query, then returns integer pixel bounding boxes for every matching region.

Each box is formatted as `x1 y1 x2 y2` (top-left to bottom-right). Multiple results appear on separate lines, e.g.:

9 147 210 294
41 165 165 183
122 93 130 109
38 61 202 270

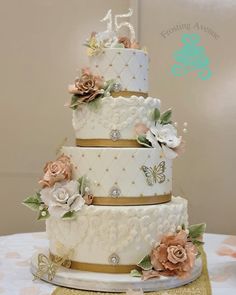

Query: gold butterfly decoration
34 253 71 281
141 161 166 186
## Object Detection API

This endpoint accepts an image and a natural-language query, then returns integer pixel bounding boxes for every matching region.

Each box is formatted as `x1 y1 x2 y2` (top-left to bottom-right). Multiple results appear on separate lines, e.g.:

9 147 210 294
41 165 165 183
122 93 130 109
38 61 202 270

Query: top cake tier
89 48 149 94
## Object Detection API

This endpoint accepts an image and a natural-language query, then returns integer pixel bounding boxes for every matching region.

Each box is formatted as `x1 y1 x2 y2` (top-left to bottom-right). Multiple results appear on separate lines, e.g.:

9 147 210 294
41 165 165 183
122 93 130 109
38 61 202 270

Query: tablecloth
0 232 235 295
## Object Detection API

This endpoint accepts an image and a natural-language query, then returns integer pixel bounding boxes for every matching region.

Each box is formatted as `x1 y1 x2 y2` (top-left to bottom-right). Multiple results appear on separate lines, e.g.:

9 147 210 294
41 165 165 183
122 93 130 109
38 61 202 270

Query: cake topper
98 8 135 45
85 9 139 55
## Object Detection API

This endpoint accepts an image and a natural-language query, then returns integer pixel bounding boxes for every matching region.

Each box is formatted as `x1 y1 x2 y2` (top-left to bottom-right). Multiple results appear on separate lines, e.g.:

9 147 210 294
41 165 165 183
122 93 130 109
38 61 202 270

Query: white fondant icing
72 96 160 140
89 48 149 93
47 197 188 265
61 146 172 197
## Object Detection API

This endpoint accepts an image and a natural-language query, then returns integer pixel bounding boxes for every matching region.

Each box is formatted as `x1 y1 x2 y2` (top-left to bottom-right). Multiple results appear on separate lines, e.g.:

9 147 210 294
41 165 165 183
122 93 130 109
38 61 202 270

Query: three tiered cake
25 9 205 292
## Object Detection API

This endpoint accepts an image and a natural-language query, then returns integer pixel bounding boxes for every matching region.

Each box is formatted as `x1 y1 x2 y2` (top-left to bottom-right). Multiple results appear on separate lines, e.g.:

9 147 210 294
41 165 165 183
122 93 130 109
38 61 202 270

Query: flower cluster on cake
23 8 206 291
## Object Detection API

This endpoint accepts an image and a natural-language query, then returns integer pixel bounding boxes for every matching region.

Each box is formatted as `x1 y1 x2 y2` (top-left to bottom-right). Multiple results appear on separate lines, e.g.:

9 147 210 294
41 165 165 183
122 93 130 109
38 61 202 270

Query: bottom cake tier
46 196 188 272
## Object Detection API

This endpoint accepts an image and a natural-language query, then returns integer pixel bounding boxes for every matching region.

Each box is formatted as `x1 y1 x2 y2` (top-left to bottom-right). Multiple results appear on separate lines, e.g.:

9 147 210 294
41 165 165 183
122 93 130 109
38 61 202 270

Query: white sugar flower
146 123 182 159
40 180 85 218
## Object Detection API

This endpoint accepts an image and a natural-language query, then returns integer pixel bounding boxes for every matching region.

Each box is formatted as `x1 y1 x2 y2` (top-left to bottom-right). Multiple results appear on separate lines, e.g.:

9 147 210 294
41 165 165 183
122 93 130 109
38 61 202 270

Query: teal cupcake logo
171 34 212 80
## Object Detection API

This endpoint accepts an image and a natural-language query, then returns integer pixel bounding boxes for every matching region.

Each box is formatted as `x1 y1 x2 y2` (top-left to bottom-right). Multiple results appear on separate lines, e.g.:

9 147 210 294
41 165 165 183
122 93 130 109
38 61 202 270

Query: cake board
31 249 202 292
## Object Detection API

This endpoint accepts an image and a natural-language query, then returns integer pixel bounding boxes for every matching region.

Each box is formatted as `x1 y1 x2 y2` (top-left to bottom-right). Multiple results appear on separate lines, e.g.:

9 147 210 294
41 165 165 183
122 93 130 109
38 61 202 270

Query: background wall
0 0 235 235
139 0 236 234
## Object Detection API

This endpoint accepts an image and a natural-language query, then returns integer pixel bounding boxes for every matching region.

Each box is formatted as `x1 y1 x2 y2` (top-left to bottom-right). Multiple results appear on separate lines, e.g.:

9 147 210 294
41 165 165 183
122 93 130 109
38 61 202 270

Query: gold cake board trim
76 138 141 148
52 247 212 295
92 194 171 206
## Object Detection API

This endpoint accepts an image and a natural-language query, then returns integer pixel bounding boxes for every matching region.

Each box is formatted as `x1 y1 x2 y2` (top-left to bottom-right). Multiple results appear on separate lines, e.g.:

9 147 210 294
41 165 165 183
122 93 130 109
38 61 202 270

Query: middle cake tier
62 147 172 205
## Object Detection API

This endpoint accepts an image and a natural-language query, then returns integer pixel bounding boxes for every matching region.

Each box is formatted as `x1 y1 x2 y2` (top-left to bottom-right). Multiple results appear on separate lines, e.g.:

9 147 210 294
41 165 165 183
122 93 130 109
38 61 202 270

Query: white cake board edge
31 249 202 292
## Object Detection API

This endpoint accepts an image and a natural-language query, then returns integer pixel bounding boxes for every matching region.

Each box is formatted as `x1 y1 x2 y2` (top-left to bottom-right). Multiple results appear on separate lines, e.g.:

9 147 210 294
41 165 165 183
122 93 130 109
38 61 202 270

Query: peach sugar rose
150 230 197 279
68 68 104 104
39 154 72 188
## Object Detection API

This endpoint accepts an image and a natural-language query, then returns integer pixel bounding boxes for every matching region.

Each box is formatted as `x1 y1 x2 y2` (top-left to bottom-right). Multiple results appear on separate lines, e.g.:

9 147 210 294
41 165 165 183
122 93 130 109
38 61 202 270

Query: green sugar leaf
62 211 76 220
188 223 206 239
137 135 152 148
151 108 160 122
160 109 172 124
130 269 142 277
137 254 152 270
23 194 41 211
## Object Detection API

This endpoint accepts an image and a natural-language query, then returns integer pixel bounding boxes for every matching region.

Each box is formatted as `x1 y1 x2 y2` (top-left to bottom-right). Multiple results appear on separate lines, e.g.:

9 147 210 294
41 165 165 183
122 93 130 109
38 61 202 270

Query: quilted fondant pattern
89 48 149 93
62 147 172 197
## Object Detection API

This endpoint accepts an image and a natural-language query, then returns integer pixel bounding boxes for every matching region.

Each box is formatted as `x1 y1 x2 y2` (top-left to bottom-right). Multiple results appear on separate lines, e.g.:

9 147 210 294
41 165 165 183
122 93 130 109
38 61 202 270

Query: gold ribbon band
76 138 141 148
50 253 137 274
111 91 148 98
92 194 172 206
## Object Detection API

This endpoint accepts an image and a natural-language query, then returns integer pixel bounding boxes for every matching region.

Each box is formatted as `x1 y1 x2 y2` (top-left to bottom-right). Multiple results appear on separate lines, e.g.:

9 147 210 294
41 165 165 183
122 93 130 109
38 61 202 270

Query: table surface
0 232 235 295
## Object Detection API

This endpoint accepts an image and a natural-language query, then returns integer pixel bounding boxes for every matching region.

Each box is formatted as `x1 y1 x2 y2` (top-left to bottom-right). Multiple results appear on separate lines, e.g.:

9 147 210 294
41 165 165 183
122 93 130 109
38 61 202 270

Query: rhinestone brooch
109 186 121 198
108 253 120 265
112 82 122 92
110 129 121 141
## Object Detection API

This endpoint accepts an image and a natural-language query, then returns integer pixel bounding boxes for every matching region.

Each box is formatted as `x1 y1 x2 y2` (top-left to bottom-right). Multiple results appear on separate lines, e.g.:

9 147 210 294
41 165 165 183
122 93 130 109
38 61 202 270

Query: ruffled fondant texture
46 196 188 265
72 96 160 140
61 146 172 198
89 48 149 93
